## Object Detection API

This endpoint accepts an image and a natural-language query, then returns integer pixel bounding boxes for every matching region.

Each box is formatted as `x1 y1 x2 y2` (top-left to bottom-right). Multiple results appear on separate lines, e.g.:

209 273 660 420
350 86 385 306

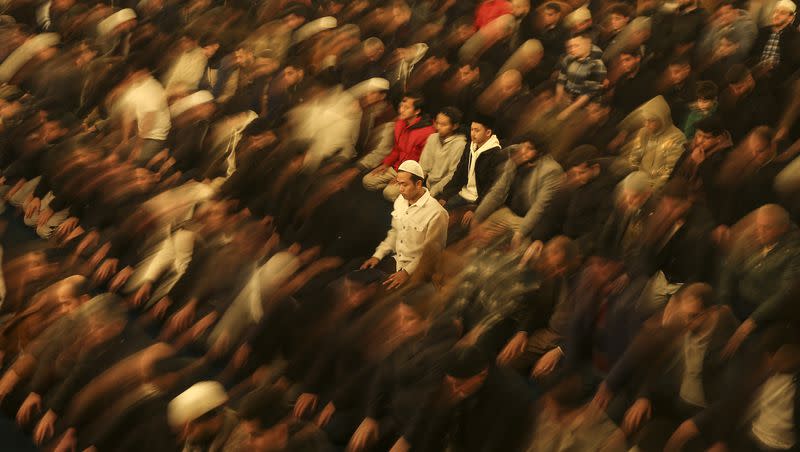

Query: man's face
729 75 754 97
746 133 772 164
542 8 561 28
717 37 739 58
540 246 568 278
566 37 591 59
755 210 787 246
283 66 304 86
667 63 691 85
457 64 480 84
396 171 422 200
608 13 629 32
512 141 537 166
692 130 717 150
696 98 715 112
772 7 795 28
643 117 661 134
398 97 420 121
364 43 385 61
618 53 641 75
470 122 491 145
234 48 254 67
567 162 597 187
434 113 456 138
664 295 704 328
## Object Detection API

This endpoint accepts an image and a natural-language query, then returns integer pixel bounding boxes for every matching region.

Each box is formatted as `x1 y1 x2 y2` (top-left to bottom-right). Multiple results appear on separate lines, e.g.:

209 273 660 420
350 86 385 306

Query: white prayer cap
775 0 797 13
398 160 425 179
293 16 337 44
348 78 390 98
564 6 592 28
97 8 137 36
0 33 60 83
168 381 228 427
169 90 214 118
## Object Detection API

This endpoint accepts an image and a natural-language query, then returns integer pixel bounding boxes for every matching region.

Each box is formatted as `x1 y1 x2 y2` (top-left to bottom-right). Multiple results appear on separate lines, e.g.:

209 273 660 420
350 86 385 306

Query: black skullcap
564 144 602 169
471 112 496 131
238 386 290 429
694 115 726 136
725 64 751 85
443 346 491 379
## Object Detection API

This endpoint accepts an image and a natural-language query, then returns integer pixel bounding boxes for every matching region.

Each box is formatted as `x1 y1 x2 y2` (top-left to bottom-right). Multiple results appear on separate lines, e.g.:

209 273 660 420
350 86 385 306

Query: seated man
362 160 448 290
555 32 607 119
619 96 686 188
470 134 563 248
362 93 435 202
436 114 505 222
417 106 467 199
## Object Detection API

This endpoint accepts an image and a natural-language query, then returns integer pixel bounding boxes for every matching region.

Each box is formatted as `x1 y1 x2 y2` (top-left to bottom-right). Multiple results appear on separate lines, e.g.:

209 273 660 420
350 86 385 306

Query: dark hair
410 173 425 185
444 346 491 378
667 55 692 68
607 3 633 18
438 106 463 126
403 92 425 113
694 115 725 136
472 112 495 131
695 80 718 100
725 64 751 85
715 0 736 11
660 178 691 201
618 45 642 59
564 144 602 169
238 387 290 429
544 2 562 13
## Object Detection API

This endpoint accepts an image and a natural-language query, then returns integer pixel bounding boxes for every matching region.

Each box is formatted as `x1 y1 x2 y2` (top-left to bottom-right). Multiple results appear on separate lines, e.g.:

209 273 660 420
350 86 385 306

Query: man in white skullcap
168 381 239 452
361 160 448 289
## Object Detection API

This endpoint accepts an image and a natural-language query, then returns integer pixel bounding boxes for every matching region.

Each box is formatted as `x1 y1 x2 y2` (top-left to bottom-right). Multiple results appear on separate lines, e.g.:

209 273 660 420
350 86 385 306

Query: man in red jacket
475 0 513 29
362 93 435 201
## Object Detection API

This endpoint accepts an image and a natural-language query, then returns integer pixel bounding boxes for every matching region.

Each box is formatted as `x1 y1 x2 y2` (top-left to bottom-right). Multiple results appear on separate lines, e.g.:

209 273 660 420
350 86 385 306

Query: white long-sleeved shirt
458 134 501 202
418 132 467 198
373 189 448 275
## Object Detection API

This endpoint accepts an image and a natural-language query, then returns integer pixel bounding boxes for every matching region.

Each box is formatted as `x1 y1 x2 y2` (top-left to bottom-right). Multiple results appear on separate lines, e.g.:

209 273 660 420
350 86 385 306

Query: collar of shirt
400 188 433 209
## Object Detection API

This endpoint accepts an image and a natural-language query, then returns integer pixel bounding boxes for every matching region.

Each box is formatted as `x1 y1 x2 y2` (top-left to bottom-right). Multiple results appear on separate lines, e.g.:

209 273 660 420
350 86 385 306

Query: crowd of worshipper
0 0 799 451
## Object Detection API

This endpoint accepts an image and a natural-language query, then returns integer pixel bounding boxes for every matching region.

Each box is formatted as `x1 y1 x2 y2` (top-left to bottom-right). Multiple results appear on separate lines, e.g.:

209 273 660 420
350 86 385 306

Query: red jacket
474 0 513 30
382 116 435 169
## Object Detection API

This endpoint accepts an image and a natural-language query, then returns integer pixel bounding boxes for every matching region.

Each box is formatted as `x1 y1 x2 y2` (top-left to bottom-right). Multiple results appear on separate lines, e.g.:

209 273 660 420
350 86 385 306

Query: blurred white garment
290 85 361 171
162 47 208 95
118 75 171 140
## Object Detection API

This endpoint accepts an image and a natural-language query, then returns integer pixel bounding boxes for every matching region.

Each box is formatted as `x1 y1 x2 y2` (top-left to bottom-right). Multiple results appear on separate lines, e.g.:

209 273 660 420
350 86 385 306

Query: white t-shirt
751 373 796 450
120 76 172 141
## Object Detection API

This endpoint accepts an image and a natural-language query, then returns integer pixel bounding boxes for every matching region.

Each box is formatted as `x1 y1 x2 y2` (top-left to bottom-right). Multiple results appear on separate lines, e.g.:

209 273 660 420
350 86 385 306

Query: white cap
564 6 591 28
167 381 228 427
348 77 390 98
97 8 137 36
169 90 214 118
293 16 337 44
398 160 425 179
775 0 797 13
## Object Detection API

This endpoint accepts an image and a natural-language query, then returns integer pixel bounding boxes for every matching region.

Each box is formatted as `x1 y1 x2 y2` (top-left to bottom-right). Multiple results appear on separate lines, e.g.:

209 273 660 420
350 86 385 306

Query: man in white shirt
118 68 172 165
361 160 448 290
